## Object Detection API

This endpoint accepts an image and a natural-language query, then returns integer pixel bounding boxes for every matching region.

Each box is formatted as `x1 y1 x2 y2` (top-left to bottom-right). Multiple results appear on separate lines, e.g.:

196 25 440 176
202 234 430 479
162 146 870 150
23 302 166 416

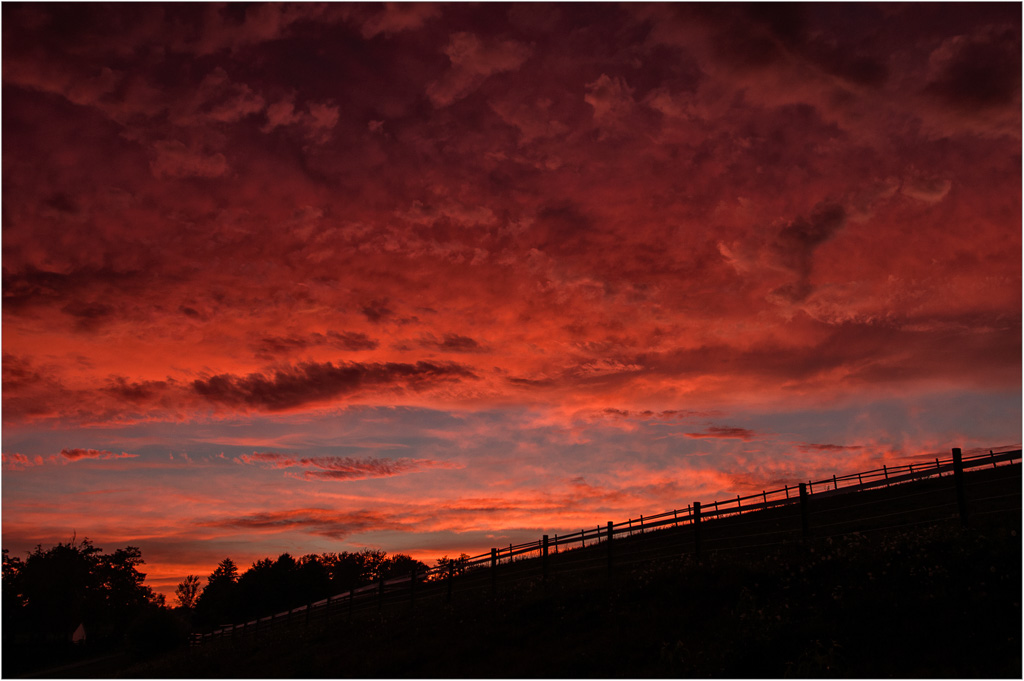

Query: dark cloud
419 333 485 353
797 443 864 453
328 331 379 351
361 299 393 323
102 377 171 404
770 202 846 302
199 507 405 540
60 448 137 461
924 27 1021 110
685 426 758 441
600 408 718 420
2 353 43 391
253 331 379 359
192 360 477 411
238 452 448 481
60 300 116 330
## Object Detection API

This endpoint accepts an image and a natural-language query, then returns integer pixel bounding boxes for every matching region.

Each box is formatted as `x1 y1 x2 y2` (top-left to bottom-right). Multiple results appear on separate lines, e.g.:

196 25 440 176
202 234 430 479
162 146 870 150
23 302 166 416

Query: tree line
2 537 460 673
182 549 435 629
2 537 173 674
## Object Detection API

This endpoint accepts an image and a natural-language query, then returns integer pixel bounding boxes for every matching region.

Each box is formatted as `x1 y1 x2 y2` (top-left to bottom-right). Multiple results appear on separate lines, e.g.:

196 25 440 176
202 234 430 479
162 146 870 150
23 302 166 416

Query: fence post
833 474 838 490
674 509 678 527
491 548 497 597
736 494 741 510
799 482 809 539
542 535 549 581
762 490 767 504
883 465 889 486
990 450 997 468
953 447 968 525
693 501 702 560
606 521 614 578
785 485 789 499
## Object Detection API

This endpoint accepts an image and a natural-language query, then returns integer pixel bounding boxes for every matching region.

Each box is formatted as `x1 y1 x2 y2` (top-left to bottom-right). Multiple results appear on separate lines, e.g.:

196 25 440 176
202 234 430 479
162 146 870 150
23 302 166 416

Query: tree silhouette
434 553 470 578
194 557 239 626
1 538 161 674
174 575 202 609
381 553 429 580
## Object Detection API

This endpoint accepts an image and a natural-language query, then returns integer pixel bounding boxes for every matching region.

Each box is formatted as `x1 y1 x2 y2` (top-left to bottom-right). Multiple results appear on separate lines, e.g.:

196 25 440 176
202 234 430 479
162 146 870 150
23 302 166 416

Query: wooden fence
192 446 1021 645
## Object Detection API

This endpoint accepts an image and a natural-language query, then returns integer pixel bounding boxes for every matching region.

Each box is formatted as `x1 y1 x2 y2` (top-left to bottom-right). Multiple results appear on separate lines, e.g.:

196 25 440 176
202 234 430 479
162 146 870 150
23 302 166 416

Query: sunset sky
3 3 1021 599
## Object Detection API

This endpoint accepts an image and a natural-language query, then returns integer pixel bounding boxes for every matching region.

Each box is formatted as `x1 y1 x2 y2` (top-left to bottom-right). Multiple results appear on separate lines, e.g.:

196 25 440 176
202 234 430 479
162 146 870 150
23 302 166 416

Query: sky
2 2 1021 600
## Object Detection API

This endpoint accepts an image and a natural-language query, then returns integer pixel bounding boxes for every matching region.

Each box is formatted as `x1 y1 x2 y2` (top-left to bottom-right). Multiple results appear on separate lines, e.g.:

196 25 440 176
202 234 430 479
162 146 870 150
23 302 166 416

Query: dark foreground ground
133 522 1018 677
15 466 1023 678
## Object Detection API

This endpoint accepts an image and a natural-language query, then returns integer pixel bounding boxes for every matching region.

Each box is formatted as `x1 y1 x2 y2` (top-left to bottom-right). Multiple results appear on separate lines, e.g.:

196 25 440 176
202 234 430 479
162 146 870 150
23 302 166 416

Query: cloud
192 360 477 411
199 507 407 540
237 452 454 481
924 26 1021 111
596 408 720 420
170 67 265 126
359 3 441 39
60 448 139 461
769 202 847 302
419 334 486 353
427 32 531 106
797 443 865 453
253 332 379 359
684 426 759 441
361 299 394 323
2 453 43 469
584 74 638 138
102 377 173 404
149 140 229 179
261 97 340 142
189 3 336 55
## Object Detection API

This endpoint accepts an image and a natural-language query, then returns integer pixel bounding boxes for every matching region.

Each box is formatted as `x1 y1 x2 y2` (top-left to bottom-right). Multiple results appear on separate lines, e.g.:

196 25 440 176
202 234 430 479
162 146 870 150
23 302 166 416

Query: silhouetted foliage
174 574 202 609
125 603 189 660
1 538 162 675
434 553 471 578
191 549 429 629
382 553 429 580
193 557 239 626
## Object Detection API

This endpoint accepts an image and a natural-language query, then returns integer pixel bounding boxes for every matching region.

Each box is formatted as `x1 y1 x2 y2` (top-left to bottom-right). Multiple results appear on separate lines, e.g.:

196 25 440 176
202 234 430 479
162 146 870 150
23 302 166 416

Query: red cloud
1 453 42 469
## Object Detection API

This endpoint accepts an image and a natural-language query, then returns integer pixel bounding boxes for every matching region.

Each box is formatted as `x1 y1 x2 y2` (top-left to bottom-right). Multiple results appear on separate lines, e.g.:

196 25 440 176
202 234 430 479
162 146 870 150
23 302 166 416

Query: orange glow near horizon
2 3 1020 602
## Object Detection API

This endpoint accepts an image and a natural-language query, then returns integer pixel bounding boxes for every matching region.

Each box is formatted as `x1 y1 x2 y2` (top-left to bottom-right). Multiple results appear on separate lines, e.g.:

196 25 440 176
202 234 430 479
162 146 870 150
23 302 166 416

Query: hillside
115 464 1021 678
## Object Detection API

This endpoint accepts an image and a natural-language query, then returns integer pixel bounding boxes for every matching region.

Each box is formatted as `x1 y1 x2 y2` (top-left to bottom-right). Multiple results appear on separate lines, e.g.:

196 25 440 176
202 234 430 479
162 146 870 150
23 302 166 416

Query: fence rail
193 446 1020 645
